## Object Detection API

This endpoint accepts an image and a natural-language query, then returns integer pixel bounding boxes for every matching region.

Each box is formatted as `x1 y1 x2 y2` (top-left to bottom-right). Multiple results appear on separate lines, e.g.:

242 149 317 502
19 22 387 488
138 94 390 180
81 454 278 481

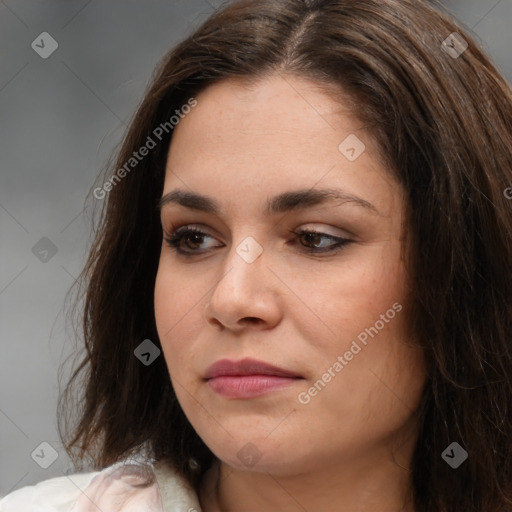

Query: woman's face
154 74 426 475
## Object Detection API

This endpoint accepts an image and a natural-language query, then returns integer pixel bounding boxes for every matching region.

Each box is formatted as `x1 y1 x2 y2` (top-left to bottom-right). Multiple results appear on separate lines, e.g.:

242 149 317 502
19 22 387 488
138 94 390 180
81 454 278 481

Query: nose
203 240 282 332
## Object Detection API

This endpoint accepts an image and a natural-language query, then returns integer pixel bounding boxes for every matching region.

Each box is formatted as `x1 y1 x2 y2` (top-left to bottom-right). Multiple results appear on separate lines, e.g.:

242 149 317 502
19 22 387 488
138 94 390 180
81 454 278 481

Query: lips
204 358 303 399
204 357 301 380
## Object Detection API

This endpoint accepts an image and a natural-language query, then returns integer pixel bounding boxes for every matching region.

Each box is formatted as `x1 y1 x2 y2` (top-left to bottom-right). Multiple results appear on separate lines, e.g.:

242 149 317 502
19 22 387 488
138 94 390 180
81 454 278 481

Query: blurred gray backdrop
1 0 510 497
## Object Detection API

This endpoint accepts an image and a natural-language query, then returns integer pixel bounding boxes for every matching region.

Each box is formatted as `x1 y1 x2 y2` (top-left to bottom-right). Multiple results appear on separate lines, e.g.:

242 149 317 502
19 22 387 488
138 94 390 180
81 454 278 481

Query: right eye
164 226 222 256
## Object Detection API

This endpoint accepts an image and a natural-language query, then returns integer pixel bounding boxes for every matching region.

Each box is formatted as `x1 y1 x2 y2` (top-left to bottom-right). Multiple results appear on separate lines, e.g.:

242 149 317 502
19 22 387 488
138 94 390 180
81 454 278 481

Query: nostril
243 317 262 325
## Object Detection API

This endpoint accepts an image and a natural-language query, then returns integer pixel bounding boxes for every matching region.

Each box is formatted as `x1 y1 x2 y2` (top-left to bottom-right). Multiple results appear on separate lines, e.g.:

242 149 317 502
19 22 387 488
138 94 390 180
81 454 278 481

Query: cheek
293 245 423 409
154 252 205 329
287 244 407 348
296 311 425 454
153 256 204 374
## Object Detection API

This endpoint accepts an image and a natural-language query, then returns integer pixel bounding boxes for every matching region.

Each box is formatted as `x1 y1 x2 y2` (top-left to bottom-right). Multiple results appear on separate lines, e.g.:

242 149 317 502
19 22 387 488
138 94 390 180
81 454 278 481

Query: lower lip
207 375 301 398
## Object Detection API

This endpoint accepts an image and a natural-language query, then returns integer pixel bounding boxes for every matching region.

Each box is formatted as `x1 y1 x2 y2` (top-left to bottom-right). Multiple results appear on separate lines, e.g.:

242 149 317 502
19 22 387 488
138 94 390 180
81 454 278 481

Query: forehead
161 74 400 219
171 74 362 147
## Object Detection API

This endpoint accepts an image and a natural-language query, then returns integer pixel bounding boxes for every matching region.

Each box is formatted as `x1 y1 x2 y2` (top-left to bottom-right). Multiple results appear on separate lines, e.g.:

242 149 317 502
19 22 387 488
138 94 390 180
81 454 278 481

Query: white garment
0 460 203 512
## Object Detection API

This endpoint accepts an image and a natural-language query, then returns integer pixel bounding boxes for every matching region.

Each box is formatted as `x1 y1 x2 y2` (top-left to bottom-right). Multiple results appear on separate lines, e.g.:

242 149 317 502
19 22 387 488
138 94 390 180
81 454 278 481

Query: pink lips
204 358 303 399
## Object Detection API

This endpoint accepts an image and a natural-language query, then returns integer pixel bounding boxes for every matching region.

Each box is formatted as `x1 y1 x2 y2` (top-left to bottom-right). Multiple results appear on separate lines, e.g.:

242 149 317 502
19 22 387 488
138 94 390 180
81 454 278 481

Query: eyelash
164 226 353 257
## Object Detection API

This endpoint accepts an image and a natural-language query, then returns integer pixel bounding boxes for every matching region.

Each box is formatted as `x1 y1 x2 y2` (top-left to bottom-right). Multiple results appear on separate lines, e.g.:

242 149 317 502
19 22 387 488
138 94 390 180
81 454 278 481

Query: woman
2 0 511 510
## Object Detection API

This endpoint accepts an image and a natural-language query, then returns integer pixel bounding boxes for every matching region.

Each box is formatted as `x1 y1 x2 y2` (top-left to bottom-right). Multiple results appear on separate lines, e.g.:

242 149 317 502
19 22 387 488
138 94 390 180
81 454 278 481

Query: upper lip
204 358 302 379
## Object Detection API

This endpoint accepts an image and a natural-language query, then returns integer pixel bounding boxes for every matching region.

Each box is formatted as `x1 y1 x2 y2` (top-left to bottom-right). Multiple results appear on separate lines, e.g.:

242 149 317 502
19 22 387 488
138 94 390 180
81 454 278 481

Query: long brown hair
59 1 512 510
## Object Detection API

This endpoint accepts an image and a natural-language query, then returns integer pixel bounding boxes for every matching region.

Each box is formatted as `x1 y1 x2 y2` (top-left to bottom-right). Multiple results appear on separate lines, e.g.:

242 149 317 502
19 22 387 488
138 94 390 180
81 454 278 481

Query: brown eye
293 229 353 254
183 232 205 250
165 227 220 256
298 231 326 249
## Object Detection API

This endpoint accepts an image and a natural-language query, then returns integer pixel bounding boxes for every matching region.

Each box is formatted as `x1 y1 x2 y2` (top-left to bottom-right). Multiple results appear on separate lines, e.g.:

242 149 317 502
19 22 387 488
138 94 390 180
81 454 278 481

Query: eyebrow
157 187 380 216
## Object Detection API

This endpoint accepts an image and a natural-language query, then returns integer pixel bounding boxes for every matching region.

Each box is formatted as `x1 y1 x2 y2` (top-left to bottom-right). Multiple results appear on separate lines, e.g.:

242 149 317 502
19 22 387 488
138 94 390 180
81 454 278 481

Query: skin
154 73 427 512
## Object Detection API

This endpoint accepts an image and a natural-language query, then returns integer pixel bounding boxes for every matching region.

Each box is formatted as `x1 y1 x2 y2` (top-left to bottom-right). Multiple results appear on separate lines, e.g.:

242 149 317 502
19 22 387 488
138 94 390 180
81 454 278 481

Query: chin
204 434 308 475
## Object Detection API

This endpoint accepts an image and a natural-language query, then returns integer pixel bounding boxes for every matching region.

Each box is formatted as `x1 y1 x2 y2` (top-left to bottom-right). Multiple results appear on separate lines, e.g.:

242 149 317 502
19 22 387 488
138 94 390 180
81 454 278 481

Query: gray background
0 0 510 497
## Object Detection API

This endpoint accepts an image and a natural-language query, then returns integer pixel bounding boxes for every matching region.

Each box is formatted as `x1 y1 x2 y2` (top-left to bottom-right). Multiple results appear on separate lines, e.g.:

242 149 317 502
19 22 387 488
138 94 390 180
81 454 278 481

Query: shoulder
0 470 99 511
0 461 167 511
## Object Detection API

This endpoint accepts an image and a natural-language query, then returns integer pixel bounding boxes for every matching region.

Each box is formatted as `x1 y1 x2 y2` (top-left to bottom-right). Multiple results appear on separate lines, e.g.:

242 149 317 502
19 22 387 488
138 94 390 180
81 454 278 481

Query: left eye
164 227 353 256
292 229 353 253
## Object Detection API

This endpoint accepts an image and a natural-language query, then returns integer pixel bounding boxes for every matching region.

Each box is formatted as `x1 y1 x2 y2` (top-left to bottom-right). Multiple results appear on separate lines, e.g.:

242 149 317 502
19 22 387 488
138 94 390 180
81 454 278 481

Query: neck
199 444 416 512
